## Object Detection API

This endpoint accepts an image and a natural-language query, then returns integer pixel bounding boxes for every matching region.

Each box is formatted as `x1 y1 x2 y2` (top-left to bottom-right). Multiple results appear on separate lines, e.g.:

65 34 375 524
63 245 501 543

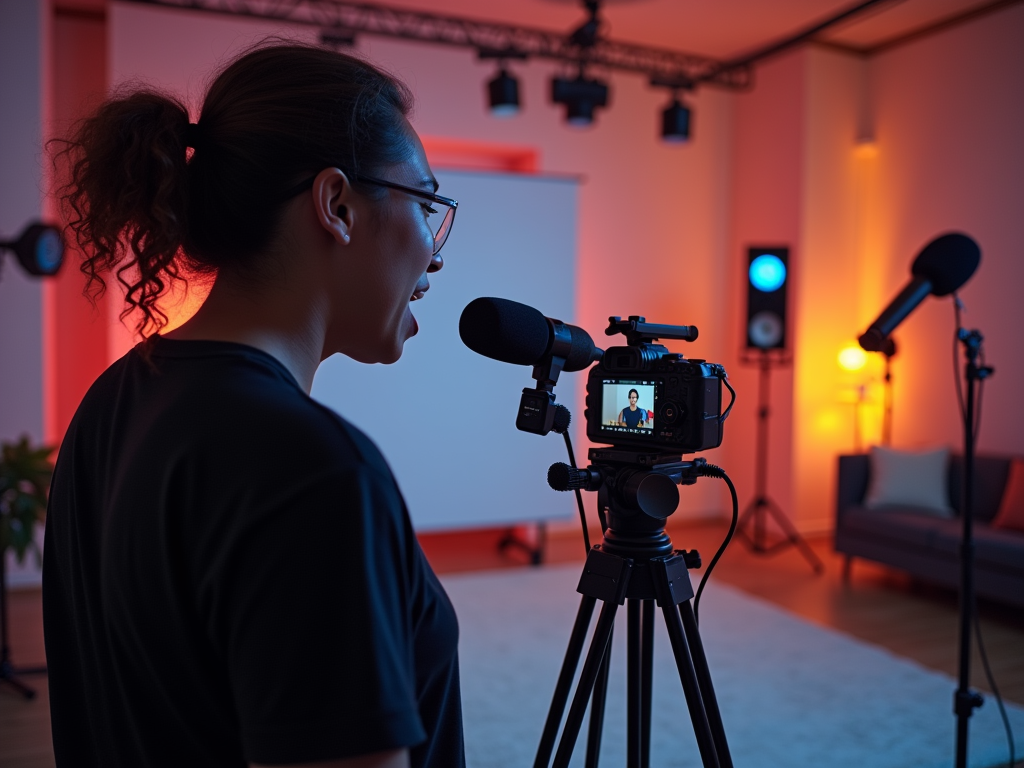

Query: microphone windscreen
459 297 551 366
564 324 601 372
911 232 980 296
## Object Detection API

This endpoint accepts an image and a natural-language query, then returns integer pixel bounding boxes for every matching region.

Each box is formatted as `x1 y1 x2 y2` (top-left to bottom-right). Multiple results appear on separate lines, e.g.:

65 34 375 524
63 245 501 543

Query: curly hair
53 43 413 339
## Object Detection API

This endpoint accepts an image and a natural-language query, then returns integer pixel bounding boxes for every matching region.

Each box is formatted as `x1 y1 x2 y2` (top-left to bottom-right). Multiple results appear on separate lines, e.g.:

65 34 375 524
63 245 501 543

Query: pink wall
46 9 109 447
866 2 1024 457
31 1 1024 538
724 49 806 526
794 48 869 530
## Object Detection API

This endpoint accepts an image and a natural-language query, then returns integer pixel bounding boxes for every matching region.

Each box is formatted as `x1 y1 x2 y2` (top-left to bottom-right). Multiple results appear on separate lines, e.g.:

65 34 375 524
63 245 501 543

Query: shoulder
71 339 397 489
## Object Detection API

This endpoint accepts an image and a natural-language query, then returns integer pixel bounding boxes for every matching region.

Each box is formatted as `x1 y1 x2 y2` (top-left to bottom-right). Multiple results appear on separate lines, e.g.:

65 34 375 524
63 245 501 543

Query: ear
311 167 357 245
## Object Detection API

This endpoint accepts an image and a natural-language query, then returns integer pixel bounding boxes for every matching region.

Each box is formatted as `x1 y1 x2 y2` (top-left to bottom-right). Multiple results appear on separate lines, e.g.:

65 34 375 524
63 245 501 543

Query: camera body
583 321 726 454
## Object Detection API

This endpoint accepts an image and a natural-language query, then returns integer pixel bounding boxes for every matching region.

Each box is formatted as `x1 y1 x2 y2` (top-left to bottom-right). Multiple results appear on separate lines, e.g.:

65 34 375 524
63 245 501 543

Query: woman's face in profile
330 121 444 365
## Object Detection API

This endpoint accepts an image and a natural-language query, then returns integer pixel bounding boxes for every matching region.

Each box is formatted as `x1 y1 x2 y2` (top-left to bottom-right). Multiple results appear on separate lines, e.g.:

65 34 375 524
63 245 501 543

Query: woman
617 388 648 429
44 44 462 768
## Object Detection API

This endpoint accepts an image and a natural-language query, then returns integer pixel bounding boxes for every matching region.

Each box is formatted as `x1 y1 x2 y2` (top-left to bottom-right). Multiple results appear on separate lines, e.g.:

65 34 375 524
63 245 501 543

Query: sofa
834 453 1024 608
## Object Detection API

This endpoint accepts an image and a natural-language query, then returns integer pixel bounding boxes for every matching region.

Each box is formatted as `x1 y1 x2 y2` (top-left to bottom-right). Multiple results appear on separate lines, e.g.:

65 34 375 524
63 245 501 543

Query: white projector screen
311 170 580 530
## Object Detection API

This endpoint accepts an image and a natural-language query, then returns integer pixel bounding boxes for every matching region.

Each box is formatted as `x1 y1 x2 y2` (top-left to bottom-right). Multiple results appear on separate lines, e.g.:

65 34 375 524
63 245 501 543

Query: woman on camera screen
44 44 462 768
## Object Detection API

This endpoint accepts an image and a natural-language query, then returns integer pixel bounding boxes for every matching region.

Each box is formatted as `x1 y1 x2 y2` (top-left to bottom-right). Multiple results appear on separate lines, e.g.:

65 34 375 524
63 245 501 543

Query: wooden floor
3 520 1022 767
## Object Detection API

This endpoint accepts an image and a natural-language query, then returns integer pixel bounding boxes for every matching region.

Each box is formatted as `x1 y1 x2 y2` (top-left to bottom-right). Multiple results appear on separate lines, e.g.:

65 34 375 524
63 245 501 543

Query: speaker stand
735 352 823 574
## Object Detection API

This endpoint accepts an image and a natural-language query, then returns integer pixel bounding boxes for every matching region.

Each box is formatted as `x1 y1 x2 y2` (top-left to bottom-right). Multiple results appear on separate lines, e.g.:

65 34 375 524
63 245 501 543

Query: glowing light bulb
838 344 867 372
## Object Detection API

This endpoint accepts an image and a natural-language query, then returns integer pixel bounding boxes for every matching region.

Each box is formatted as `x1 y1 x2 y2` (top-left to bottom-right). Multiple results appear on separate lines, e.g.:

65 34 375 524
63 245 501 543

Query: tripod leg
535 595 597 768
661 604 720 768
628 599 642 767
585 628 613 768
0 661 37 700
552 601 619 768
641 600 655 768
734 498 768 552
678 601 733 768
763 498 824 574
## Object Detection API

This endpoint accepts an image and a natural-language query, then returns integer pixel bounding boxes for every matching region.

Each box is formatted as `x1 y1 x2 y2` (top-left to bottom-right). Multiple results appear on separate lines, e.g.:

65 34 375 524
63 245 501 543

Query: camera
584 316 727 454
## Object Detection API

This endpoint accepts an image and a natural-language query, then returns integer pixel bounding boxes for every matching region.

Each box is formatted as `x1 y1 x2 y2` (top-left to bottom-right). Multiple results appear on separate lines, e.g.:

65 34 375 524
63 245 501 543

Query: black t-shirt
43 337 464 767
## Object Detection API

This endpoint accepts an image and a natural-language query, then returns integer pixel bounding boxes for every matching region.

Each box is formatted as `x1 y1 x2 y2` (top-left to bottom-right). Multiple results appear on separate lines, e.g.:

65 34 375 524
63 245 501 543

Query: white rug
441 564 1024 768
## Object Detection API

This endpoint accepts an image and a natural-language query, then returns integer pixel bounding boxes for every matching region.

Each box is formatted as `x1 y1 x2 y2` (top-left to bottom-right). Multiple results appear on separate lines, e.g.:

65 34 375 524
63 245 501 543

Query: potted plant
0 434 54 699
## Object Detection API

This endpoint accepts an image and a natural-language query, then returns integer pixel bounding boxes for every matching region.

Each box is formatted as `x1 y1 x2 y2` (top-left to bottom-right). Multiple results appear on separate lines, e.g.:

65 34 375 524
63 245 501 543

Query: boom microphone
459 297 603 372
858 233 980 352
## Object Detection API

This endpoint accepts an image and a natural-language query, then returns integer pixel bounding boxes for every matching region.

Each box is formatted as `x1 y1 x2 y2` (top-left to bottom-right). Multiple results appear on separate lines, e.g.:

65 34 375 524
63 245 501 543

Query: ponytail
54 44 413 342
56 89 194 337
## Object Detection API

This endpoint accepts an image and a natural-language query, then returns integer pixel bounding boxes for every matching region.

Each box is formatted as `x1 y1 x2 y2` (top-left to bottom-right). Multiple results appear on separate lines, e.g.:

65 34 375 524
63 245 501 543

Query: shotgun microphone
459 297 603 372
858 233 980 352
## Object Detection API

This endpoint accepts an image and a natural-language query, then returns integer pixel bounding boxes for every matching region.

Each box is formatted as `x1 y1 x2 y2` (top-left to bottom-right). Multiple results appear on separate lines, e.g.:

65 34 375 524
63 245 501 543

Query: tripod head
549 450 709 560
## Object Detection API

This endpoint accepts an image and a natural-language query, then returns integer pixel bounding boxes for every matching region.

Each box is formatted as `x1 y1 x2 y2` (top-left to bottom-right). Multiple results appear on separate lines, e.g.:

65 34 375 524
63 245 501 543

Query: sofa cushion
840 506 950 551
991 458 1024 533
865 446 953 516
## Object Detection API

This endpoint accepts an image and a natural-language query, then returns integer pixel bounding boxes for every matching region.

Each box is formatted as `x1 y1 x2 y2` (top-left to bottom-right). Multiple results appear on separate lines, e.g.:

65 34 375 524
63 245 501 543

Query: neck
164 271 326 393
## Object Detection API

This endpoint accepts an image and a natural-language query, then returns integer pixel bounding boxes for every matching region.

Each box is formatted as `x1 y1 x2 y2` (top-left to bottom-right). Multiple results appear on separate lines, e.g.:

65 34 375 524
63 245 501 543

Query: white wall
1 0 48 586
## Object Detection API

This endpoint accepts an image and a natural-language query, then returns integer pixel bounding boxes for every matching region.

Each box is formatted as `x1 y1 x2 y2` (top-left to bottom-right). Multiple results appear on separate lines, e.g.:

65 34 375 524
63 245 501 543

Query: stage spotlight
661 96 691 143
0 222 64 279
551 74 609 127
488 67 520 117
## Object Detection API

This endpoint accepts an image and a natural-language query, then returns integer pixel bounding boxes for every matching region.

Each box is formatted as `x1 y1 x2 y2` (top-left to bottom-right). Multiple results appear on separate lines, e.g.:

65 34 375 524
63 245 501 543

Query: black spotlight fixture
488 66 520 117
0 221 65 279
318 28 356 49
479 48 527 118
661 94 691 143
551 72 609 127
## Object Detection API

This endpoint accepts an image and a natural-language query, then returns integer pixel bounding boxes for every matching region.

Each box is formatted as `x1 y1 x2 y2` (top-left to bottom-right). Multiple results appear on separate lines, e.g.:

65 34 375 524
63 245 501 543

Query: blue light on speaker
749 254 786 292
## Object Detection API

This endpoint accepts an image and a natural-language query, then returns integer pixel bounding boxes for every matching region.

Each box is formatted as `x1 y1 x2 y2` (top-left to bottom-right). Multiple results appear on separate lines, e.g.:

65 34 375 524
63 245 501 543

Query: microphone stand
880 338 896 446
953 326 992 768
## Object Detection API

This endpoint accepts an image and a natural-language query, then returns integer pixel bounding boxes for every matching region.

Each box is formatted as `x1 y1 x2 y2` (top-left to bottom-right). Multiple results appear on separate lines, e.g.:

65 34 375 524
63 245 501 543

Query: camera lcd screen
598 380 656 437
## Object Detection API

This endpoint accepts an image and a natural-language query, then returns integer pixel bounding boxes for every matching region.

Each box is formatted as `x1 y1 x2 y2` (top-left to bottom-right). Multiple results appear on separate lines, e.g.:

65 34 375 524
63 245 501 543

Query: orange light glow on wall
837 343 867 372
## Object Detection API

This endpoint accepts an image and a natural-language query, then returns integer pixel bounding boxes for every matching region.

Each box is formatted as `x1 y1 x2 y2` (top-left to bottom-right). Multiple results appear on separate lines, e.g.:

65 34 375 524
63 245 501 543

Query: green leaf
0 434 54 561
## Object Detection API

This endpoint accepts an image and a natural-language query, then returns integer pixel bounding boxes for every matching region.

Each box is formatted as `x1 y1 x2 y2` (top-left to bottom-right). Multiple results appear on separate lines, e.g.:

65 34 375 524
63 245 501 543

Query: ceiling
68 0 1015 61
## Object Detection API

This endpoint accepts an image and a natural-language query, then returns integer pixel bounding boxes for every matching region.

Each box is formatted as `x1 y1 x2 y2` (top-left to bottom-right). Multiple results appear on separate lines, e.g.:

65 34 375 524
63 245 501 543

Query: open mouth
410 285 429 301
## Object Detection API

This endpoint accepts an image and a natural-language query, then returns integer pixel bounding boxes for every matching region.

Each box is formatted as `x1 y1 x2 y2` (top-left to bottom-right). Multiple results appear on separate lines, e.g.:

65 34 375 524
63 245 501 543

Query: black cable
954 294 966 420
692 464 738 626
720 374 737 424
562 431 591 555
974 611 1016 768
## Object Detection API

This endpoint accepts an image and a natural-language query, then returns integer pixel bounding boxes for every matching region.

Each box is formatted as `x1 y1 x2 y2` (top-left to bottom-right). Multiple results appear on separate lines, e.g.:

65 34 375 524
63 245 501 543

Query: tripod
0 555 46 699
537 454 732 768
735 352 823 574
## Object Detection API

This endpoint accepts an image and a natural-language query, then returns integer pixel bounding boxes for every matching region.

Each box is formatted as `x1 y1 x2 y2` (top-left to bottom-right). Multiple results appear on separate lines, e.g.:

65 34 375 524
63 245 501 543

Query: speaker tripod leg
552 601 619 768
763 497 824 574
679 601 733 768
534 595 597 768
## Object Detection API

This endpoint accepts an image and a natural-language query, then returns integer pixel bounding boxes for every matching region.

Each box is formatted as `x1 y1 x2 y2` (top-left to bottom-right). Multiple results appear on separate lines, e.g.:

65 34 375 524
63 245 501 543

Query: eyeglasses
283 172 458 256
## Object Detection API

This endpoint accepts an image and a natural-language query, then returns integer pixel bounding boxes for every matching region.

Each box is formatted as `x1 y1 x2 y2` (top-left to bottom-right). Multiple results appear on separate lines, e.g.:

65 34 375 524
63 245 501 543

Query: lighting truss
119 0 752 90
